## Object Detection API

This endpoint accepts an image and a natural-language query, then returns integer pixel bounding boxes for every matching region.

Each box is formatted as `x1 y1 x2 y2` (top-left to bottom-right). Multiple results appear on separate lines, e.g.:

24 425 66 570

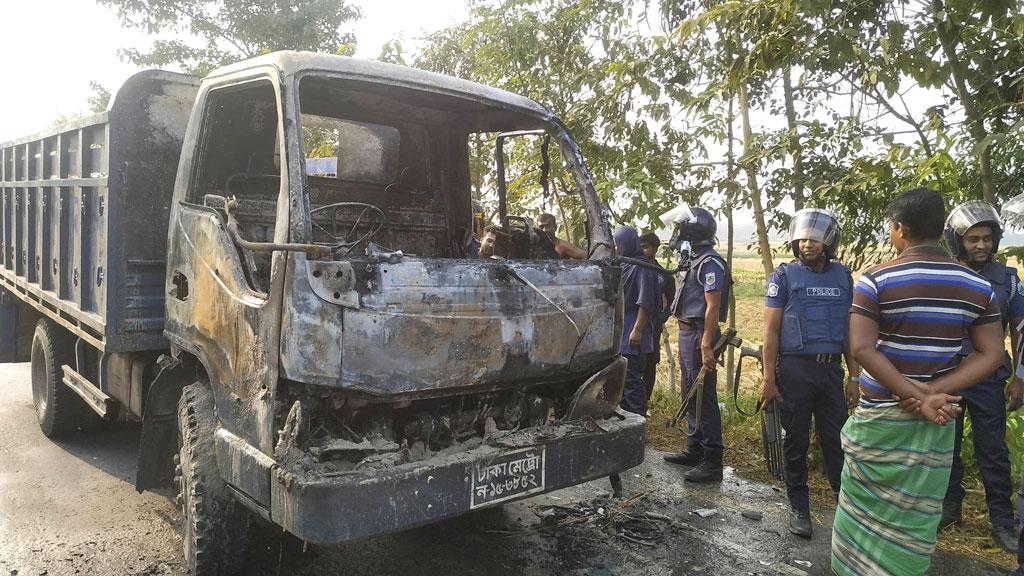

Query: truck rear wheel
176 381 250 576
30 319 84 437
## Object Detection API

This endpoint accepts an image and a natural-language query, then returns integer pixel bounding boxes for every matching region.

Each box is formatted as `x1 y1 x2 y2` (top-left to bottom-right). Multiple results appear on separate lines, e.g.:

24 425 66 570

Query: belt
792 353 842 364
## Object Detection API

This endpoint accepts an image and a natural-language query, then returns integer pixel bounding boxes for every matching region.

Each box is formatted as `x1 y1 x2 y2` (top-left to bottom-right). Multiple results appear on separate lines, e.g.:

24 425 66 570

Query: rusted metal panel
0 70 199 355
164 201 284 454
215 428 275 507
265 410 645 544
279 255 619 395
162 69 291 455
210 52 549 119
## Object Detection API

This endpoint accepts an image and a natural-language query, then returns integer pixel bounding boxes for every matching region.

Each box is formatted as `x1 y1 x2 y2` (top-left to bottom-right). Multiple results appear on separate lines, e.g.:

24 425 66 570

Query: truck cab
2 52 645 574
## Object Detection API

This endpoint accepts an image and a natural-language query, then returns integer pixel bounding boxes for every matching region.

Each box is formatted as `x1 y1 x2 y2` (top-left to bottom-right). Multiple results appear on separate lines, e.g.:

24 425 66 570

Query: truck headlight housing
563 356 627 421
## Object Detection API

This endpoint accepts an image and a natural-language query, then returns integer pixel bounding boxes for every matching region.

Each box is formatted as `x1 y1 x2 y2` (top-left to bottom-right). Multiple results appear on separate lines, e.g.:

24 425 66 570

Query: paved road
0 362 1012 575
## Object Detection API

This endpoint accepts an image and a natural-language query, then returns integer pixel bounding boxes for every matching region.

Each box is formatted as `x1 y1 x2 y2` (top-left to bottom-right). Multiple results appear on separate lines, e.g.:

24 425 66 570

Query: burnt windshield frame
288 71 611 258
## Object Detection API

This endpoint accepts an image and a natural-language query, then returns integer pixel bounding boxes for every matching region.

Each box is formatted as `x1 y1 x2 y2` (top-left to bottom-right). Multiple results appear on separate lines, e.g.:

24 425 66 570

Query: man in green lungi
832 187 1006 576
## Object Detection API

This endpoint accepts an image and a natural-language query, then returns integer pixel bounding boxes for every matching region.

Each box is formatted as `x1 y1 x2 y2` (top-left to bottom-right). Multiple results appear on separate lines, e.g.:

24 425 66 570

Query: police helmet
659 204 717 249
1001 193 1024 231
943 200 1002 259
789 208 841 259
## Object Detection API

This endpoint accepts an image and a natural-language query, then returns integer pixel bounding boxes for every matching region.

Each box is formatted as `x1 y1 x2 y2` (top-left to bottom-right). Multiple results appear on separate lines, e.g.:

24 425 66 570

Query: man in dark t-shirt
639 233 675 407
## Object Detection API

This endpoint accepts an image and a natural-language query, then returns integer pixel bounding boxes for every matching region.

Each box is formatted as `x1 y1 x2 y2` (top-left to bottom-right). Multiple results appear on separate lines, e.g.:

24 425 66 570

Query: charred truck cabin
0 52 645 572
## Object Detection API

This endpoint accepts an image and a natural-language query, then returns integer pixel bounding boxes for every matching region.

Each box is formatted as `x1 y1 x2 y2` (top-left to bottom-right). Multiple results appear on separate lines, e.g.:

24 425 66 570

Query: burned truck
0 52 644 574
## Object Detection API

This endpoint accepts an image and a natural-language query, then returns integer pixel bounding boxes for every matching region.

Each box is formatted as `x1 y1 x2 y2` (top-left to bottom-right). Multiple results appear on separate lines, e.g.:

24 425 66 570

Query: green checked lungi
831 405 955 576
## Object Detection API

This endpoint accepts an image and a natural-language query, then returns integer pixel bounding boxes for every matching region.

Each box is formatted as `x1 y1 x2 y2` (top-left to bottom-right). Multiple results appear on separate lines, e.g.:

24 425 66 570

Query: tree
394 0 1024 273
98 0 361 75
814 1 1024 206
414 0 703 233
664 0 799 277
665 0 1024 270
911 0 1023 205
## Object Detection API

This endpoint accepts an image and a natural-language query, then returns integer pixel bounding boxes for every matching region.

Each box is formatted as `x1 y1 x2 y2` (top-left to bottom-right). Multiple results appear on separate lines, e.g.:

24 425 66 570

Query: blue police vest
961 260 1016 361
778 261 852 355
982 260 1013 328
672 249 731 322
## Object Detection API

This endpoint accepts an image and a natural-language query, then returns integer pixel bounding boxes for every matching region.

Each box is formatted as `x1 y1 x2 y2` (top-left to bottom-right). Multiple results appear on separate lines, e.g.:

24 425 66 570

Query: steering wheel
309 202 386 252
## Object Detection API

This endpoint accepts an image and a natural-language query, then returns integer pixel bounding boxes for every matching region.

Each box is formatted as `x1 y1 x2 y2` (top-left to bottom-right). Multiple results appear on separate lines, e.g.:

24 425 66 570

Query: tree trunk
663 329 677 396
739 83 775 278
782 68 805 211
932 0 996 204
552 177 576 245
725 94 738 391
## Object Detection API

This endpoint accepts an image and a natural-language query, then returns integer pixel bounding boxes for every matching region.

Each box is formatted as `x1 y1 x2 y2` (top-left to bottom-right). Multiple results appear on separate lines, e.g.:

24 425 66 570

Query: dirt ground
0 362 1012 576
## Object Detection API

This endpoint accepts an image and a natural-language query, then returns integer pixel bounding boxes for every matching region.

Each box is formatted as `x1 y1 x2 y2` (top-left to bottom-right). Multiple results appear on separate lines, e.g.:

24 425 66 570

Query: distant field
678 250 1024 352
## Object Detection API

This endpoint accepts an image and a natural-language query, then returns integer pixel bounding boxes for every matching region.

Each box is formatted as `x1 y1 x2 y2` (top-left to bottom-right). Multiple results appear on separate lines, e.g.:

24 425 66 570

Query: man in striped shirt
831 188 1006 576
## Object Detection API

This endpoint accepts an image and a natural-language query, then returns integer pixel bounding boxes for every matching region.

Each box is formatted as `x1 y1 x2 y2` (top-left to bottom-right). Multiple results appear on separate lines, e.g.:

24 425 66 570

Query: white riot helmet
944 200 1002 259
1001 193 1024 230
660 203 717 249
789 208 841 260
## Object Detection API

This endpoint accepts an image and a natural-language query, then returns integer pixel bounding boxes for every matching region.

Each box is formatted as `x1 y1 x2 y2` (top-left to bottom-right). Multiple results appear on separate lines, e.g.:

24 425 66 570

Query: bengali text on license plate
470 446 546 509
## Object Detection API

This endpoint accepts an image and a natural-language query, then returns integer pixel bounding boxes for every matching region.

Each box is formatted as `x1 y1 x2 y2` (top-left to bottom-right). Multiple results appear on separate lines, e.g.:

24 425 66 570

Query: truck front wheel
30 319 83 437
176 381 250 575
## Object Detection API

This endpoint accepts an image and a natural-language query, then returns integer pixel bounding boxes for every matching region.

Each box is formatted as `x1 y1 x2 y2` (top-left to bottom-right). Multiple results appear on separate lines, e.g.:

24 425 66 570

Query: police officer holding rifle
662 205 733 483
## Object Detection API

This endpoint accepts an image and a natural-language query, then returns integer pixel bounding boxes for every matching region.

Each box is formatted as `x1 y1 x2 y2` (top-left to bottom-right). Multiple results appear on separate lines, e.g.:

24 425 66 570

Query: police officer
941 200 1023 553
759 208 859 538
663 207 732 483
997 192 1024 571
639 232 676 408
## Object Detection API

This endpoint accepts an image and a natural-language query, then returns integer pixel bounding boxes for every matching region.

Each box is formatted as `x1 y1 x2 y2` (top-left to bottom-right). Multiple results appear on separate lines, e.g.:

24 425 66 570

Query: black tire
30 319 84 437
176 381 250 576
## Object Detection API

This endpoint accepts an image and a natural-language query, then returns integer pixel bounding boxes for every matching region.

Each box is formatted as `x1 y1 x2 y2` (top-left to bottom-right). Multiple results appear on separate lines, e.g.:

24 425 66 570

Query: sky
0 0 467 143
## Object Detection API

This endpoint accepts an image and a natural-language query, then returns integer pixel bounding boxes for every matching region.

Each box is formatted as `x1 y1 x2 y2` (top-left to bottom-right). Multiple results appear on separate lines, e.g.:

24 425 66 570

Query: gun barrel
761 400 785 481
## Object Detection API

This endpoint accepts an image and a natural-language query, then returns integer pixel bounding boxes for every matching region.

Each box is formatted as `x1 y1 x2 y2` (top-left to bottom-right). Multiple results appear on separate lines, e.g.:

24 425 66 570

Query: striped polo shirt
850 244 1000 399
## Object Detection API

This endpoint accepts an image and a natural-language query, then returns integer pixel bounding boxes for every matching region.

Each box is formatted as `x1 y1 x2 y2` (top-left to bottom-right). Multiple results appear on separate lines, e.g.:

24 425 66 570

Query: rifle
666 332 785 481
667 327 739 431
729 343 784 481
761 399 785 481
732 344 763 417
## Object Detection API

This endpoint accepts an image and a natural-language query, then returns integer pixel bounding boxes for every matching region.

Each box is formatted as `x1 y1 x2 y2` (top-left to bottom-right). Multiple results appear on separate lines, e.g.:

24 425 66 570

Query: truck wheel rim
30 339 47 419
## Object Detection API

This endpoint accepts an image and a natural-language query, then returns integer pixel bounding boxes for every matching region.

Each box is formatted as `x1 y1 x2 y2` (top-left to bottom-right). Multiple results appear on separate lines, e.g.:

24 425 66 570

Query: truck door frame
165 67 289 454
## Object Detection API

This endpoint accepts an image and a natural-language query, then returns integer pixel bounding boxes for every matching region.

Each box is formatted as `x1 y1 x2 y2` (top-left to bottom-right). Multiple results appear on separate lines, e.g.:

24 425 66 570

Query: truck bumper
256 410 645 544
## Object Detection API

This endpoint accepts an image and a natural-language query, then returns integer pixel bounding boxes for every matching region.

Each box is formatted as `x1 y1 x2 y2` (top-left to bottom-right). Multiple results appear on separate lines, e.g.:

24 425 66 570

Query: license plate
469 446 546 509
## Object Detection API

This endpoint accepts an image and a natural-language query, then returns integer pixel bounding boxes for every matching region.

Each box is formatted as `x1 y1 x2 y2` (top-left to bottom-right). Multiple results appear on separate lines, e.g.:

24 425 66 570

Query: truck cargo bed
0 70 199 353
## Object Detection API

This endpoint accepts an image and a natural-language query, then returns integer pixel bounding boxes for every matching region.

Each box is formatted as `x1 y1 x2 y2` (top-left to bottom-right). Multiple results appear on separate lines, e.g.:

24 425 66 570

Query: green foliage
413 0 703 229
376 39 407 66
98 0 361 75
733 274 765 301
661 0 1024 268
1007 411 1024 483
648 373 682 416
87 81 111 113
